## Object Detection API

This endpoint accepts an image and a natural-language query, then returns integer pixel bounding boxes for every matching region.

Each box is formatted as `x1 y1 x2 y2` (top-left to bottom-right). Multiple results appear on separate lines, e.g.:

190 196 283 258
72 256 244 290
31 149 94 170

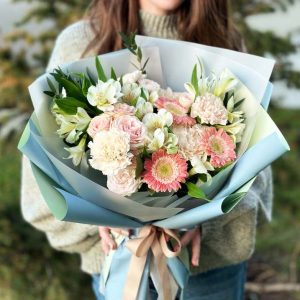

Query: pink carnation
143 149 188 192
111 115 145 149
191 93 228 125
87 114 112 138
155 97 196 126
199 127 236 168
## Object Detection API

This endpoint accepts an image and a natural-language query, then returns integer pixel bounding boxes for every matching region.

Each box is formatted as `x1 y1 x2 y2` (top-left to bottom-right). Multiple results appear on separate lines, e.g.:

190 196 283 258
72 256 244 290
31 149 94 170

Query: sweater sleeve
20 21 100 256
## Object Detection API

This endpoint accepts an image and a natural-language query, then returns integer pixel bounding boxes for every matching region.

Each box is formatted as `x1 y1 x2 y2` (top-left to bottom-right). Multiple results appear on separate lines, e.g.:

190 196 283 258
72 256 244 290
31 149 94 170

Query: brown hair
84 0 242 55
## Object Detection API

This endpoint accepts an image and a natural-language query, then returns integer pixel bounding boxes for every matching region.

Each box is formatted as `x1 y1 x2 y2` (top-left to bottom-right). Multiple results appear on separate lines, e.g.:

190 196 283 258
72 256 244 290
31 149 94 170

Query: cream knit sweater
21 11 273 276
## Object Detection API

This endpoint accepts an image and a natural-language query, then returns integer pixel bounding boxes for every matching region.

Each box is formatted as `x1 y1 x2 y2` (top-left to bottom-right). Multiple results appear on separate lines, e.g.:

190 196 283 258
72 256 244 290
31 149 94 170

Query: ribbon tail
150 258 178 300
123 253 148 300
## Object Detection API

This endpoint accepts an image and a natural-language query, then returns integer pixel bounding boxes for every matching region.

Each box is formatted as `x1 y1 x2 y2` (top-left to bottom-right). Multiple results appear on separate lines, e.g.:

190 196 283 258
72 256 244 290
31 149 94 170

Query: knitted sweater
21 10 273 275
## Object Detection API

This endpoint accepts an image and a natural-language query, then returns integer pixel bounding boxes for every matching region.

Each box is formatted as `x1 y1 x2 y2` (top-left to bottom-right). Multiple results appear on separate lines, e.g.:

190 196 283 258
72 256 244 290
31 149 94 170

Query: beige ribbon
124 225 181 300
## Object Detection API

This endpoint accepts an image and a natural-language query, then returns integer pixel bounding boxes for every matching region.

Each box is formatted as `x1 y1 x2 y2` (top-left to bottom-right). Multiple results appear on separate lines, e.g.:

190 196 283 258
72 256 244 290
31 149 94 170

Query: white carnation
88 130 133 175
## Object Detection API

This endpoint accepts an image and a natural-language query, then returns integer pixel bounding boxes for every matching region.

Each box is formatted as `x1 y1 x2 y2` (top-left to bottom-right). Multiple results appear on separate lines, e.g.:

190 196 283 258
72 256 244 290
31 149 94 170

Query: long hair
84 0 242 55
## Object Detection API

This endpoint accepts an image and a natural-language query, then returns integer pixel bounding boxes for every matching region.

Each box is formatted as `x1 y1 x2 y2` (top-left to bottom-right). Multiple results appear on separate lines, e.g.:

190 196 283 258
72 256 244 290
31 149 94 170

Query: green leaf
140 88 148 100
86 67 96 86
137 47 142 61
110 67 117 80
51 75 86 102
95 57 107 82
221 192 246 213
191 64 199 96
47 77 57 94
82 76 91 97
135 154 144 179
44 91 55 97
119 32 130 46
234 98 245 109
142 57 150 72
55 97 88 115
186 182 207 199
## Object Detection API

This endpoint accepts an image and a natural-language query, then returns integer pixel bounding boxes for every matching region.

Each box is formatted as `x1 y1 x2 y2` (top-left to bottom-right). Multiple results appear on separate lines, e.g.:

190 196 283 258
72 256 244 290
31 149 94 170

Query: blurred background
0 0 299 299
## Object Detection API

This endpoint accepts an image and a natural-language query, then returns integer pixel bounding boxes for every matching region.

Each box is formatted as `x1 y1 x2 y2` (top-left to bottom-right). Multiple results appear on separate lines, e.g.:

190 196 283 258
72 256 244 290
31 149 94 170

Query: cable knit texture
21 11 273 276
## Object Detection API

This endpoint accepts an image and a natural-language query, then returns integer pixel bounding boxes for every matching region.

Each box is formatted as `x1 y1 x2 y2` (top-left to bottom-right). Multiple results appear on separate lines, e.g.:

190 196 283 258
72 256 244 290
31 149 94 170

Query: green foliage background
0 0 299 299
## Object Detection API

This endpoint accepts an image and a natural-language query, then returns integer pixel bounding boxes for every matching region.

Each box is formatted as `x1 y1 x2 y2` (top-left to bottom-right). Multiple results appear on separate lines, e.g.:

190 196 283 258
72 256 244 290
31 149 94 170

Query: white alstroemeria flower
135 97 153 119
158 87 173 99
87 79 123 112
142 109 173 136
122 70 146 84
147 128 165 152
56 108 91 144
76 107 92 131
212 69 238 97
216 120 245 143
189 154 214 180
149 90 159 104
64 135 87 166
146 128 178 153
122 83 141 105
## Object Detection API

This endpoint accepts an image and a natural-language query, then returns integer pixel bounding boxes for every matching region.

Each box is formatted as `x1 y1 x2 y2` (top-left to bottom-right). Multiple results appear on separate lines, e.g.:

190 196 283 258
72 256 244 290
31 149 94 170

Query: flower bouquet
18 34 289 299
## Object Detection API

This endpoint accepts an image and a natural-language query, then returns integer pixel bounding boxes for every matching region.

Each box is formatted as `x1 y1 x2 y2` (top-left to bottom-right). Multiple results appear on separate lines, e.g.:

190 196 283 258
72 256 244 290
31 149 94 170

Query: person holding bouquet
21 0 273 299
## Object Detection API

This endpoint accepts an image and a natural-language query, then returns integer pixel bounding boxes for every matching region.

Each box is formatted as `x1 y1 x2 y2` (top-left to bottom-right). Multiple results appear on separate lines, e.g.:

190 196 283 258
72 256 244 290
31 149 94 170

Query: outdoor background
0 0 299 299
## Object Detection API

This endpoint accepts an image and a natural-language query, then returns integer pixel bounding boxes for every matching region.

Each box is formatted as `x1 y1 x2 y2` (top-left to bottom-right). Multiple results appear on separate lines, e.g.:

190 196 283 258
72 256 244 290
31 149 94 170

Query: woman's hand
98 227 129 255
98 226 201 267
175 227 201 267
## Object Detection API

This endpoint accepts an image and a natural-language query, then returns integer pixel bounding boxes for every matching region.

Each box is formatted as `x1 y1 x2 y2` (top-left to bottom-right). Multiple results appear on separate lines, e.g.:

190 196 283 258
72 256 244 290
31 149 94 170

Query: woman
21 0 273 299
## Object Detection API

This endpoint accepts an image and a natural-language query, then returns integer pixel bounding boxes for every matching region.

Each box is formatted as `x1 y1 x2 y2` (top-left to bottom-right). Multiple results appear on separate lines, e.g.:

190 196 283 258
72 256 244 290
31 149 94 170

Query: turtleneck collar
139 9 178 40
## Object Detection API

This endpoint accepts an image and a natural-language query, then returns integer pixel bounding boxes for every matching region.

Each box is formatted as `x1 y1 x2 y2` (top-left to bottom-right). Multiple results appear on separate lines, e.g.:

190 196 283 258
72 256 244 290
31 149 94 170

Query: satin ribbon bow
124 225 181 300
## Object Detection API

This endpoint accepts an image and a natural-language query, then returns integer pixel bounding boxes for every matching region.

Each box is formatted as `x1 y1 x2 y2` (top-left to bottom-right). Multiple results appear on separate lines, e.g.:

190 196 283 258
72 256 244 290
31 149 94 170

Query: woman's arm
20 21 99 257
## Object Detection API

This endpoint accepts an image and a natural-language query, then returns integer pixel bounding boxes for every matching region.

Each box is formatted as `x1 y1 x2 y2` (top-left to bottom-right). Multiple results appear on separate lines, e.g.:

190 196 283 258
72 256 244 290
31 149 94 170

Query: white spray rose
107 163 141 196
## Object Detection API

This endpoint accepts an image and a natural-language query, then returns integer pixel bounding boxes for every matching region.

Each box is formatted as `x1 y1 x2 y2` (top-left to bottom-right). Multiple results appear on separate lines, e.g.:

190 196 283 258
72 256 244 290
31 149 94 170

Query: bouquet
19 34 289 300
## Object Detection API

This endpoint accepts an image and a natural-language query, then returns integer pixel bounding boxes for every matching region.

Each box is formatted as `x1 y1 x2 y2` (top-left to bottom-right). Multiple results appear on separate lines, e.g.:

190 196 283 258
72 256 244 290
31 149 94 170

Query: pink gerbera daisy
200 127 236 168
155 97 196 126
143 149 188 192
